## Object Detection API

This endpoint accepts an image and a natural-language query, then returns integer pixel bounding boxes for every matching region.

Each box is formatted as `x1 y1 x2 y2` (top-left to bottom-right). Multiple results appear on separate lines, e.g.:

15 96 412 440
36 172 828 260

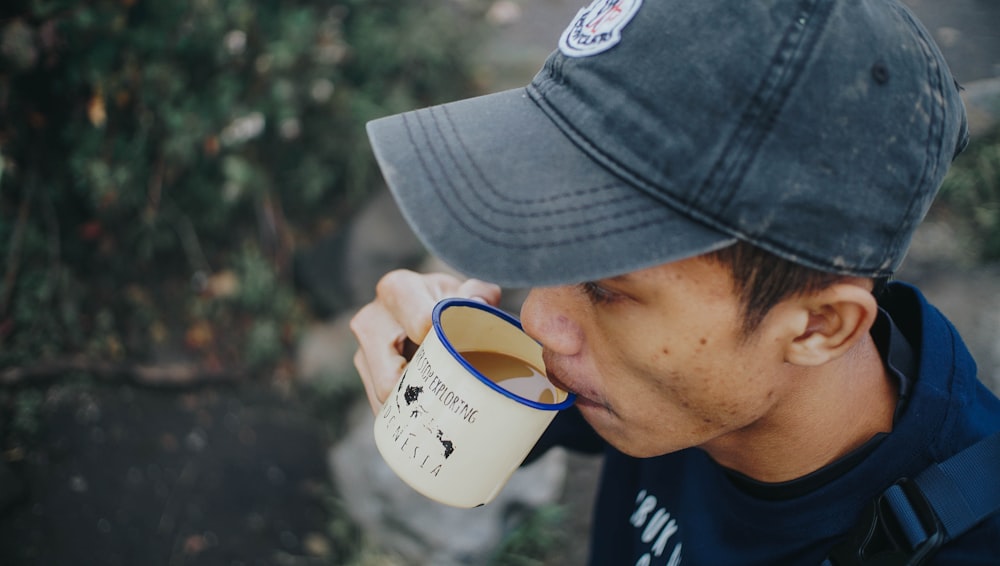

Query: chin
581 413 697 458
576 411 662 458
614 441 683 459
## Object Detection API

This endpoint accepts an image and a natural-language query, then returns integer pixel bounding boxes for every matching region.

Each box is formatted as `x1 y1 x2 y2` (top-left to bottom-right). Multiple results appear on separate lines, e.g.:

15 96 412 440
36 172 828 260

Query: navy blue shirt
533 282 1000 564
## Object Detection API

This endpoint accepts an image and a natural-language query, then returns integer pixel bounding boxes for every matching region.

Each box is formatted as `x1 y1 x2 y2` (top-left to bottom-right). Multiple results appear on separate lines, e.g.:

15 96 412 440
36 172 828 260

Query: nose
520 287 585 357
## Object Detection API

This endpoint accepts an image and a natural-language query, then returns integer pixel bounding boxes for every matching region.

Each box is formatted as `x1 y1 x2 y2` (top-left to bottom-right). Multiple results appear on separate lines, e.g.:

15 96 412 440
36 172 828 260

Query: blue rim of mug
432 298 576 411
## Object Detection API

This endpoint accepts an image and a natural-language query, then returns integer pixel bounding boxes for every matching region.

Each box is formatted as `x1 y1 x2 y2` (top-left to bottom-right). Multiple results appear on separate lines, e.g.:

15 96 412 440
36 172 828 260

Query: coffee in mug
460 350 557 404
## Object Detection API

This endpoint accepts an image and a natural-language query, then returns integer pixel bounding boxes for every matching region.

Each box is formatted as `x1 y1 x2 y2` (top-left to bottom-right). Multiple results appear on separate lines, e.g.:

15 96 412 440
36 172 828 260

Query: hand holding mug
372 297 575 507
350 270 502 413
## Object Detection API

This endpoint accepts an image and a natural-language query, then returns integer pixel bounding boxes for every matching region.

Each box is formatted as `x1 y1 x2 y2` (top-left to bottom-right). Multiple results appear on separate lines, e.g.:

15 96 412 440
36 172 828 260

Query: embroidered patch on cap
559 0 643 58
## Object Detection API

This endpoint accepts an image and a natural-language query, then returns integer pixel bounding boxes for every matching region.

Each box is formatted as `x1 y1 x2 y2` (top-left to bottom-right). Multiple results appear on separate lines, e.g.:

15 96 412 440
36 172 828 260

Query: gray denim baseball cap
366 0 969 288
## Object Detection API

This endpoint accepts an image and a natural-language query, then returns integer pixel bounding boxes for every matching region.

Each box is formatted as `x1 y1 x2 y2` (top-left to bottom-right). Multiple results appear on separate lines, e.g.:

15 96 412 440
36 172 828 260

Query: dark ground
0 381 350 566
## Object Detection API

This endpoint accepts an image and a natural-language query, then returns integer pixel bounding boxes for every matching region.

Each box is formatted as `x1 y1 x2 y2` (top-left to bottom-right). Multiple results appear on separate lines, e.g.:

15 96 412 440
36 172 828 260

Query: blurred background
0 0 998 565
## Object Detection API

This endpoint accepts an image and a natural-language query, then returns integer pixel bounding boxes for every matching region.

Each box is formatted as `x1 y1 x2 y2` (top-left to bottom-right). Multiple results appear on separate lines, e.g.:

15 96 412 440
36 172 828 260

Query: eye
579 281 618 305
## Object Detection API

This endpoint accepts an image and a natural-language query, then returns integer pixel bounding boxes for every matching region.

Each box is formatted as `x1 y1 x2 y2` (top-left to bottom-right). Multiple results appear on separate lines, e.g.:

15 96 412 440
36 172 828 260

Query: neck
702 334 898 483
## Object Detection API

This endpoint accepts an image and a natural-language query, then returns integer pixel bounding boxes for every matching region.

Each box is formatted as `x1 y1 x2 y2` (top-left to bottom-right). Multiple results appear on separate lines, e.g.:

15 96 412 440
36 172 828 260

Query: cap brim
366 88 735 288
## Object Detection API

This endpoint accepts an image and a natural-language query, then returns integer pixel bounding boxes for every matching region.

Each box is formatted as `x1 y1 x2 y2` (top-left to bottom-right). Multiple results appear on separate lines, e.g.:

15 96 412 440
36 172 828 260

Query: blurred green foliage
0 0 483 374
489 504 568 566
940 131 1000 261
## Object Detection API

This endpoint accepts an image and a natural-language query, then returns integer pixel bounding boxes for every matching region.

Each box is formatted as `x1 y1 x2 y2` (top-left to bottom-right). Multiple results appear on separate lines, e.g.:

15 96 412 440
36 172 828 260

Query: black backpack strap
823 431 1000 566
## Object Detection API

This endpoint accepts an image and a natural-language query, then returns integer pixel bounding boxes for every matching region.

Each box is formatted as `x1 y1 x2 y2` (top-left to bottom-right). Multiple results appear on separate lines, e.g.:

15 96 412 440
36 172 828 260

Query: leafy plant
0 0 484 377
939 130 1000 261
490 504 568 566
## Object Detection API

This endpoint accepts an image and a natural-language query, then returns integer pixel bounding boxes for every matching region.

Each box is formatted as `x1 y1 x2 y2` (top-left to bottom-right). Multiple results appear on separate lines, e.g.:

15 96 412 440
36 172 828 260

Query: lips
545 368 601 408
545 371 576 397
542 351 608 409
571 393 605 411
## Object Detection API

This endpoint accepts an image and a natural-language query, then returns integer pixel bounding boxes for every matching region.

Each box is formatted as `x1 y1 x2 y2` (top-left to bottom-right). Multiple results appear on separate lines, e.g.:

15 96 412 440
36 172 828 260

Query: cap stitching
400 111 496 244
462 1 940 278
529 4 864 275
525 82 687 211
696 0 833 215
685 0 903 277
436 103 628 206
422 108 646 218
888 1 946 264
403 110 672 249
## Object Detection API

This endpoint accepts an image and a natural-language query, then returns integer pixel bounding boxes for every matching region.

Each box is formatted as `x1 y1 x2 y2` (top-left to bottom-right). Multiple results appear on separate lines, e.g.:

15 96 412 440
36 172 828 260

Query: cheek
650 343 774 425
596 307 774 409
697 369 781 432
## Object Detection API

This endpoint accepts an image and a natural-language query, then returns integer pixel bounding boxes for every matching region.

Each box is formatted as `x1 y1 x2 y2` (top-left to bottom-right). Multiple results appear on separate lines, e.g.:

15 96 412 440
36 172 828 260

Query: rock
919 271 1000 393
329 400 568 565
295 187 427 317
899 220 1000 393
963 77 1000 140
901 0 1000 84
295 312 359 389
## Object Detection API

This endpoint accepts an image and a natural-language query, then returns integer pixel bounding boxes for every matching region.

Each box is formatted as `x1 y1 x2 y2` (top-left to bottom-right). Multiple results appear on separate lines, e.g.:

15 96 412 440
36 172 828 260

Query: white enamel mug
373 298 575 508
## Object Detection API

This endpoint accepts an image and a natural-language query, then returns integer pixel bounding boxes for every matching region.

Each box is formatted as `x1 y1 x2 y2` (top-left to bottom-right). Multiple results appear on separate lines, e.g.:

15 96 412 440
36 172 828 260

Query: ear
783 281 879 367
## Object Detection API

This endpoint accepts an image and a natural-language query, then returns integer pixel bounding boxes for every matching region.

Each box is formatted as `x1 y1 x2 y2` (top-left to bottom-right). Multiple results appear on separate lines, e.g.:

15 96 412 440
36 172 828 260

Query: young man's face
520 255 803 458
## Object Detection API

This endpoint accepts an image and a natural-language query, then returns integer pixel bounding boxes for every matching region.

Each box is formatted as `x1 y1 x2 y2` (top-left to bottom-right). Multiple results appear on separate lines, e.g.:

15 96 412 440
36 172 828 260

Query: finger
376 271 460 341
376 271 504 341
354 349 386 415
457 278 503 306
350 302 410 406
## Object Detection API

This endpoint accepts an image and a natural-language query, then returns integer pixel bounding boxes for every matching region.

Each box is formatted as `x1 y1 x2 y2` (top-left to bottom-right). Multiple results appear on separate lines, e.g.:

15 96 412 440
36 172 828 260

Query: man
350 0 1000 563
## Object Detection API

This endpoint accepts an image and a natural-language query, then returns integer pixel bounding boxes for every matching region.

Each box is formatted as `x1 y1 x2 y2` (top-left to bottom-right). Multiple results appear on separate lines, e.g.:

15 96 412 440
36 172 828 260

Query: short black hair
705 241 888 338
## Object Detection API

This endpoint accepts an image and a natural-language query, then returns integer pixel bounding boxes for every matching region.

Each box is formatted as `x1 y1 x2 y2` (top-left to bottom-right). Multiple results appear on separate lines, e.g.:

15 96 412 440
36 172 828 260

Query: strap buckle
824 479 945 566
